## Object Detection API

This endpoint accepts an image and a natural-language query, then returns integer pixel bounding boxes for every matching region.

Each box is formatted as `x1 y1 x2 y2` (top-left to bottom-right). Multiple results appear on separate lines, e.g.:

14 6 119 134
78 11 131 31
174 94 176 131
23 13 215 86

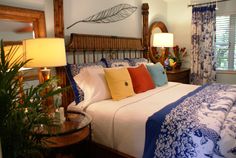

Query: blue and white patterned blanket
143 84 236 158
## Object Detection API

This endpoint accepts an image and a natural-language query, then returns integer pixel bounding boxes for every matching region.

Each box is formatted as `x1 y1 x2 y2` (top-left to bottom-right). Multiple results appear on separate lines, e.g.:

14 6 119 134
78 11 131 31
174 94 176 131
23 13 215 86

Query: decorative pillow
146 63 168 86
104 59 130 68
127 58 148 66
127 64 155 93
104 67 135 100
73 66 111 108
66 62 106 104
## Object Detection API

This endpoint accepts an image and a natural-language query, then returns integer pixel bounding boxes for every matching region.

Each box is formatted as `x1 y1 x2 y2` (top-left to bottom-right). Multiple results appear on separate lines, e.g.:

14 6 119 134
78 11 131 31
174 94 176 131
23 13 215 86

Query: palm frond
0 40 67 158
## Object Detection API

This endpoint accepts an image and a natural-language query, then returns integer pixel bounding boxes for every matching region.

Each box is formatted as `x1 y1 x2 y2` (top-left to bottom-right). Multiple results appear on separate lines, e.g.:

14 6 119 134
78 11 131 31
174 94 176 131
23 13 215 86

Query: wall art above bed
67 3 137 29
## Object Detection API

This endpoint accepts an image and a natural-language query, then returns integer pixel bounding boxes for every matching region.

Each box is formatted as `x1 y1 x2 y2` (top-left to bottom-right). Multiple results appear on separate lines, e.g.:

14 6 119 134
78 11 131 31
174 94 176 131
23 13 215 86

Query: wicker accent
67 33 143 52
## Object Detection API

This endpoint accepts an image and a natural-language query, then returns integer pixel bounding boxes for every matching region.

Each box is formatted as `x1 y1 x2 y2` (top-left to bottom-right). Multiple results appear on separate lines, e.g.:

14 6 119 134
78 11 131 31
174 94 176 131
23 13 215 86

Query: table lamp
153 33 174 64
23 38 66 83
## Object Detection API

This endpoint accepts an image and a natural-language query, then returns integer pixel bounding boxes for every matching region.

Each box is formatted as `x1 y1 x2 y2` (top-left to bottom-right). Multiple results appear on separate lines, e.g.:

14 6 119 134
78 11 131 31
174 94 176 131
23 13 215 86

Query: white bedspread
68 82 199 157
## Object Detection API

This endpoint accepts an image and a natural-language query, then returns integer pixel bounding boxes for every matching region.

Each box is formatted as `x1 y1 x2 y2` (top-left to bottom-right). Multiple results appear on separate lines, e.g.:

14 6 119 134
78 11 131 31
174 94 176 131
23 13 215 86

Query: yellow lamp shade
4 45 23 67
153 33 174 48
23 38 66 68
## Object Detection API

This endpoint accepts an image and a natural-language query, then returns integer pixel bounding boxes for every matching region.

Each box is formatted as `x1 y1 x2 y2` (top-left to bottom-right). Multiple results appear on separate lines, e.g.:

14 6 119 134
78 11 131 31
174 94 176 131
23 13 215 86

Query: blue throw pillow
146 63 168 86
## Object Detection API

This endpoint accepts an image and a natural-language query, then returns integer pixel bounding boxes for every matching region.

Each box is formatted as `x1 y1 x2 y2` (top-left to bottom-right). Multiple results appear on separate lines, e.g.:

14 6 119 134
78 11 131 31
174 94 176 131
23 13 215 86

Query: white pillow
73 66 111 109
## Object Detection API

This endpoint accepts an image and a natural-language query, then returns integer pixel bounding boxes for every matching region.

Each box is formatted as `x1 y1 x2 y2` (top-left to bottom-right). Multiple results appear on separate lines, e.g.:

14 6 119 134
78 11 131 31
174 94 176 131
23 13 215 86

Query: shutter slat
216 16 231 70
215 14 236 70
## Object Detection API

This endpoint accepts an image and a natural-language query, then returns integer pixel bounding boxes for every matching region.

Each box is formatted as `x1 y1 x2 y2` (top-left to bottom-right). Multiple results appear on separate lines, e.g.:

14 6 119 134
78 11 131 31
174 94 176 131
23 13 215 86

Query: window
216 14 236 70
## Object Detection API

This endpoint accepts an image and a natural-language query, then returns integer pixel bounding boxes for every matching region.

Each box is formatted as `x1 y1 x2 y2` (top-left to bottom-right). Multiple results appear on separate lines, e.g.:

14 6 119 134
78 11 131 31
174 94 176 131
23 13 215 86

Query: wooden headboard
56 3 150 110
67 33 144 63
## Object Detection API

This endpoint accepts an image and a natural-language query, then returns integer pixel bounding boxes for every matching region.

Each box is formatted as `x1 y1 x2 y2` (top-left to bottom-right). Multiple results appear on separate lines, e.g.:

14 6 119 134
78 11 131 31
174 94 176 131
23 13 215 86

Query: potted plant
0 40 64 158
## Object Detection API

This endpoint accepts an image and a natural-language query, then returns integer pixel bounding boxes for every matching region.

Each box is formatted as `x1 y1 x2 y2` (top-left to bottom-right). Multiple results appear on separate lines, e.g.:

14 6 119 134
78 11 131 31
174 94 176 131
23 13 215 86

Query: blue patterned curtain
190 5 216 85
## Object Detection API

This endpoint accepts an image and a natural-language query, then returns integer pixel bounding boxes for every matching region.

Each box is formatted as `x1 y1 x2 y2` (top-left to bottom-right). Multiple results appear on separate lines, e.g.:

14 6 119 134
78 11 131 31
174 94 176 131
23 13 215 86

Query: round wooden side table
40 111 92 158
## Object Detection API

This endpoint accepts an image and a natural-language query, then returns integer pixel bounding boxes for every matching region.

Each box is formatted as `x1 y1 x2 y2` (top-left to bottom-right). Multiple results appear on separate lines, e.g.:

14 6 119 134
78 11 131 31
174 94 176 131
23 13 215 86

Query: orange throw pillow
127 64 155 93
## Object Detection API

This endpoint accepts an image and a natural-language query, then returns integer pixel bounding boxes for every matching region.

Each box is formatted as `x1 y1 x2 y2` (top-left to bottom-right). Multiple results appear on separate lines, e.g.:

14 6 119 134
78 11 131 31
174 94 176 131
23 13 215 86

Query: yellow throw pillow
104 67 135 100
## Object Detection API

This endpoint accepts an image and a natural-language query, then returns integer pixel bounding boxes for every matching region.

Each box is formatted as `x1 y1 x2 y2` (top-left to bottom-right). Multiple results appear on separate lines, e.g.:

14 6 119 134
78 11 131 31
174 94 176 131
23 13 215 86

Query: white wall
217 72 236 84
217 0 236 16
44 0 54 37
166 0 191 68
142 0 167 25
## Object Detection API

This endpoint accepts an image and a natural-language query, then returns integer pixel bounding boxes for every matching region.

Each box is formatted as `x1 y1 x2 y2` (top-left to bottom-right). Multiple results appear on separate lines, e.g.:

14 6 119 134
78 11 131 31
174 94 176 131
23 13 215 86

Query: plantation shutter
216 15 236 70
234 15 236 69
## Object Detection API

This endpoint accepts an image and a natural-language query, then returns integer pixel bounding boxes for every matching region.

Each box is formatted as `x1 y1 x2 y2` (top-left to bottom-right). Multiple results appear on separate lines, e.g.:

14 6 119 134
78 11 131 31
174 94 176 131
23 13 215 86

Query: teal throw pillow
146 63 168 86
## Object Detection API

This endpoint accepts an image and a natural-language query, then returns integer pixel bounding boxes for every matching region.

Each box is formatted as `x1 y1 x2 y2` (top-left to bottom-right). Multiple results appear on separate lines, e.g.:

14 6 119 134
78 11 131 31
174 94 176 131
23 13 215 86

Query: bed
56 3 236 158
67 82 199 157
66 79 236 158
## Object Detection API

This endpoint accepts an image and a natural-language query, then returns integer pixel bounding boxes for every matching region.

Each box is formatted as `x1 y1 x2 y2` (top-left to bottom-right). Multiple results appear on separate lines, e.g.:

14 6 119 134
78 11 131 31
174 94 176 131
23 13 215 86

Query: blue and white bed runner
143 84 236 158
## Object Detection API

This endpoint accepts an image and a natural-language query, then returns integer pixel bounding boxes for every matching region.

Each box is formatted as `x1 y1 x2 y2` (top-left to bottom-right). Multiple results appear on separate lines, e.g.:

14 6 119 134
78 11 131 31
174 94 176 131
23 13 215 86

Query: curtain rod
188 0 229 7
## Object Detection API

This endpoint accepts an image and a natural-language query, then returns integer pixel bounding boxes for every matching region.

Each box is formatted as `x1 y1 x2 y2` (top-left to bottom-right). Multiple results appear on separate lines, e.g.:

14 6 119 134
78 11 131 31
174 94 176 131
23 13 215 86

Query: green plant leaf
0 40 67 158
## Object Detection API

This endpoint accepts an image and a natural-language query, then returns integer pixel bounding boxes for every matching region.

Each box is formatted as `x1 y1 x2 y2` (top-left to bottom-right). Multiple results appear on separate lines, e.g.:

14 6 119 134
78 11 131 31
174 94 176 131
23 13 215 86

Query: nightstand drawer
166 68 190 84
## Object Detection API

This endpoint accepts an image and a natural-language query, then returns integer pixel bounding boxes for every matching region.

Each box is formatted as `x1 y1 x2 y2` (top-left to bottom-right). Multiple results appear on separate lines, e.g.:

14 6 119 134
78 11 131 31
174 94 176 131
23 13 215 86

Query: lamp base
40 67 51 83
160 48 168 65
39 67 54 113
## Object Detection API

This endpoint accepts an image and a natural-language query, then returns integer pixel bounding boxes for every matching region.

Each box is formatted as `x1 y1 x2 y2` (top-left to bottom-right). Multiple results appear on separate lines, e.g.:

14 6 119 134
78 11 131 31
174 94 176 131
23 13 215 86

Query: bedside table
166 68 190 84
41 111 92 158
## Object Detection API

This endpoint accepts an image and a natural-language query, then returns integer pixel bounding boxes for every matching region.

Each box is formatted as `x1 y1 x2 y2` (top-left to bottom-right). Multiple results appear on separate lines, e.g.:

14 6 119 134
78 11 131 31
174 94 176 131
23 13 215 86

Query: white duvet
68 82 199 157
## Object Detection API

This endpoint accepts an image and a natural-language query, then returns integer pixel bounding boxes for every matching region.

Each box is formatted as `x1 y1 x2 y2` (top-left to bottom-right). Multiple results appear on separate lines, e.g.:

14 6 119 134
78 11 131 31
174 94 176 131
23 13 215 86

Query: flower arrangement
173 45 187 68
163 45 187 70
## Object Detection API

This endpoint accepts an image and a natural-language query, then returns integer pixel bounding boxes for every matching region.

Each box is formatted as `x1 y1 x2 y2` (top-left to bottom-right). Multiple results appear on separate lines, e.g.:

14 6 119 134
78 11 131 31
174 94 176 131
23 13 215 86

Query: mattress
68 82 199 157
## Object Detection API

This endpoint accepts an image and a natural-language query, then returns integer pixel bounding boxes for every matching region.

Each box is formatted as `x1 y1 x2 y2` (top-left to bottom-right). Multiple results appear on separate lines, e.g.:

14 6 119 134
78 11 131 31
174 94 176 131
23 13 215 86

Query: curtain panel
191 5 216 85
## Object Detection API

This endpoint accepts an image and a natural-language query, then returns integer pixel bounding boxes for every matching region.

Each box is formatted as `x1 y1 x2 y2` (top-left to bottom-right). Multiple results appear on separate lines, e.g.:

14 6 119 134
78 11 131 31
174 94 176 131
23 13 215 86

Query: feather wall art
67 3 137 29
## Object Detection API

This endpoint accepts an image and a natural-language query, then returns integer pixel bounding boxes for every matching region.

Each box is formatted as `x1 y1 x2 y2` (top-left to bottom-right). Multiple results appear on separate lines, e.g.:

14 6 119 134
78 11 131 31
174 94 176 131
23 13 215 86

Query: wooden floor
44 140 134 158
90 142 134 158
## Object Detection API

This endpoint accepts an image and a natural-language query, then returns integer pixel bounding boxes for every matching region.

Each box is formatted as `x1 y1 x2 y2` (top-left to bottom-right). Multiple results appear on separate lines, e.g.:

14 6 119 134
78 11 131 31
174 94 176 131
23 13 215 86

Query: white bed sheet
68 82 199 157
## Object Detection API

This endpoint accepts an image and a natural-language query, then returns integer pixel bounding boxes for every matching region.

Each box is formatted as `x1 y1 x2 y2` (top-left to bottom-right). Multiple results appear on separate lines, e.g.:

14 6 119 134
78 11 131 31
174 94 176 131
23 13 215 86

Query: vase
175 62 182 70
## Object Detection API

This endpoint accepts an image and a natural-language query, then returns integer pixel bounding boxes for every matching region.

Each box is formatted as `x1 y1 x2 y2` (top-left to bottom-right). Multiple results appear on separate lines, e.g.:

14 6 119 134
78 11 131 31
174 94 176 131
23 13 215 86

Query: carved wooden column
54 0 64 37
142 3 149 59
54 0 69 109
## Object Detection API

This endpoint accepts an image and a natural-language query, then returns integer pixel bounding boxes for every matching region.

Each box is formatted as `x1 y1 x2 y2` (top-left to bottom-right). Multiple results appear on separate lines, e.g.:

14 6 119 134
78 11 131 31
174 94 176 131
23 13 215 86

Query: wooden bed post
142 3 149 59
54 0 71 110
54 0 64 38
